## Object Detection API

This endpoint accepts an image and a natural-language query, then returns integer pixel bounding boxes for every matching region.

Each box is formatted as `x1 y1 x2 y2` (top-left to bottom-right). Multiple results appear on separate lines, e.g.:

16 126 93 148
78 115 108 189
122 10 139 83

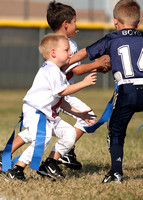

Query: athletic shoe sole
58 157 82 170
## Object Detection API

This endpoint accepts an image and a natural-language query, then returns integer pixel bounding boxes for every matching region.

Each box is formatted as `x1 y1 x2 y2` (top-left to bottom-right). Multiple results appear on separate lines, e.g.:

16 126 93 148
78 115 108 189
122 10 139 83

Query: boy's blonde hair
113 0 140 27
39 33 68 60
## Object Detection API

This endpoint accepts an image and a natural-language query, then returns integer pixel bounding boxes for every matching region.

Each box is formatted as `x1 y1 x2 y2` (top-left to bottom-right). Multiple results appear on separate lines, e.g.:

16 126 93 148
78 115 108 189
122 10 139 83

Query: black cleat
37 158 65 179
57 147 82 170
102 170 123 184
7 168 25 180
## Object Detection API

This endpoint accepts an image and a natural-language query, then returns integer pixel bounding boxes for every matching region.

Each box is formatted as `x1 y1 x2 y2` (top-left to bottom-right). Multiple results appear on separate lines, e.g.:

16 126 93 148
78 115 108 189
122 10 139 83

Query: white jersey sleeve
64 39 81 85
65 39 81 74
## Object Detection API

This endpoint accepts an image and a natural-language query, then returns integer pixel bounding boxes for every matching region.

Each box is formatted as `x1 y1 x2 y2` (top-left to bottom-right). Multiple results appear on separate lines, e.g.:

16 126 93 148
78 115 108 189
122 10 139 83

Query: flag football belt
84 83 118 133
2 110 46 172
118 78 143 86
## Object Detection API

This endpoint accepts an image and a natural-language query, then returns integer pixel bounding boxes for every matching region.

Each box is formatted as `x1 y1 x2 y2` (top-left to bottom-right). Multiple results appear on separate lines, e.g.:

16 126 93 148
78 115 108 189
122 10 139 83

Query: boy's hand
83 72 97 86
78 110 97 126
95 55 111 73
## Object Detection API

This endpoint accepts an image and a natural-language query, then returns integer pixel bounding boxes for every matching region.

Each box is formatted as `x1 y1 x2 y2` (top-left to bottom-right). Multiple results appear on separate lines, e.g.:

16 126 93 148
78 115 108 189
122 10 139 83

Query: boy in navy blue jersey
70 0 143 183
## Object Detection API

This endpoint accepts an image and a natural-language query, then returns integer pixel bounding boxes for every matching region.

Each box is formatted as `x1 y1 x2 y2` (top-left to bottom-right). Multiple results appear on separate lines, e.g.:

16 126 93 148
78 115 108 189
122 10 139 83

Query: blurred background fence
0 0 143 89
0 21 116 89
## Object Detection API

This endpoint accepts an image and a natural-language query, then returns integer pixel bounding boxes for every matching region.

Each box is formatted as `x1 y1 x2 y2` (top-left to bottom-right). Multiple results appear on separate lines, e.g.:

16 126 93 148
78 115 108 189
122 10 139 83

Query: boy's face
54 38 71 67
66 16 77 38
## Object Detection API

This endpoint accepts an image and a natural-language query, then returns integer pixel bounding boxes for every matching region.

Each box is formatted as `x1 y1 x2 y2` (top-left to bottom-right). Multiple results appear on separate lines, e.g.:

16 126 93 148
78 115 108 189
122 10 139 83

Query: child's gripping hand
95 55 111 73
83 72 97 86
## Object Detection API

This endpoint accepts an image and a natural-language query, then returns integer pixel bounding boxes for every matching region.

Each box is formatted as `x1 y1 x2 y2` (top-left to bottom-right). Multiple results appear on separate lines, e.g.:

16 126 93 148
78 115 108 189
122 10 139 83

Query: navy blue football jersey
86 29 143 80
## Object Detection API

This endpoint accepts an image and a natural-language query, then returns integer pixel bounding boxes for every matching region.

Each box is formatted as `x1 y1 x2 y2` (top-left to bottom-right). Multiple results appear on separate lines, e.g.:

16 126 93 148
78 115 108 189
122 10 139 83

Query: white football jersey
23 61 68 121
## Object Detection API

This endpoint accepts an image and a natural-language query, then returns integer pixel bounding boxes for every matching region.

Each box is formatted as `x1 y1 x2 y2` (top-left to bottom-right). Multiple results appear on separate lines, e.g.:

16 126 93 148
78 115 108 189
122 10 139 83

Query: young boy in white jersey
0 0 109 173
6 33 97 180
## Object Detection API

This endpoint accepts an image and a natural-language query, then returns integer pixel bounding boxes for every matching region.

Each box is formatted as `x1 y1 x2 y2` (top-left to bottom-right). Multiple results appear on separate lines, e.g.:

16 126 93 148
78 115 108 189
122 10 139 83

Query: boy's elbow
81 48 88 58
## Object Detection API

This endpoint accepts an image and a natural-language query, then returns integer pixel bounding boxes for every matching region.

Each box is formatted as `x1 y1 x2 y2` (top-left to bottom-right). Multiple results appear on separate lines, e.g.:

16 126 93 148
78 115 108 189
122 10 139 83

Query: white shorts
62 95 95 132
18 104 76 165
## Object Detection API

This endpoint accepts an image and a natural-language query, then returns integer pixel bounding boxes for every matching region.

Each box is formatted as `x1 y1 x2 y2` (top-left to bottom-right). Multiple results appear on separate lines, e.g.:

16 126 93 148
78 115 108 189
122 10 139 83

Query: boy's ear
113 18 119 29
113 18 118 26
63 20 68 29
51 49 56 58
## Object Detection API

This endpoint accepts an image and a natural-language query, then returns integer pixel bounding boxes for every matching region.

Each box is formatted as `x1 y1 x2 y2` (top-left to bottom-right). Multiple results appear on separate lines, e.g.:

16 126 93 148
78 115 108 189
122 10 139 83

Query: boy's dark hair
47 0 76 31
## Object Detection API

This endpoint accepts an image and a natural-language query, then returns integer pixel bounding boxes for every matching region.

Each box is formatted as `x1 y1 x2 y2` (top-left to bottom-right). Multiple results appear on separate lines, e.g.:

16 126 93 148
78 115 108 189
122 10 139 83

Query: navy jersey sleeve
86 36 109 60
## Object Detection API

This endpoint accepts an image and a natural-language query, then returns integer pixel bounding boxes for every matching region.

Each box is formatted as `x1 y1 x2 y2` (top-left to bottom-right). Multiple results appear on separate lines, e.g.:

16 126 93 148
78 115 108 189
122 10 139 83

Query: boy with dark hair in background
41 0 110 171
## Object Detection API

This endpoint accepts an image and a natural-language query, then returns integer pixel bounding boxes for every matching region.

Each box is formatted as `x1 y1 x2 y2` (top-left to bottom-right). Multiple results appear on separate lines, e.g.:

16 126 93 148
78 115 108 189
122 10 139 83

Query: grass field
0 88 143 200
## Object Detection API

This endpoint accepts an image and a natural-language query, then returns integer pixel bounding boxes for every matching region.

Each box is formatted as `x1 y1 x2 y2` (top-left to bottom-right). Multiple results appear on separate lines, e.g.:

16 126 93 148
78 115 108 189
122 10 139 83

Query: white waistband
118 78 143 86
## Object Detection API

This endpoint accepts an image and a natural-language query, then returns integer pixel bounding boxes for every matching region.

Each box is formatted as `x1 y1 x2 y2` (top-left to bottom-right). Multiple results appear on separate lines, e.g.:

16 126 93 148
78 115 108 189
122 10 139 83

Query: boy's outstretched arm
69 48 88 65
72 55 111 75
59 72 97 96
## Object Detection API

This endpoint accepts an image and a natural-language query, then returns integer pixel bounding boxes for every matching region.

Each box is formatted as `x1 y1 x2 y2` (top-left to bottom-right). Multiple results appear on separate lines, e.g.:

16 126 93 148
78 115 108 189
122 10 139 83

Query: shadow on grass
133 174 143 179
124 166 143 171
24 164 143 182
82 163 110 174
65 163 143 181
65 162 110 178
123 165 143 181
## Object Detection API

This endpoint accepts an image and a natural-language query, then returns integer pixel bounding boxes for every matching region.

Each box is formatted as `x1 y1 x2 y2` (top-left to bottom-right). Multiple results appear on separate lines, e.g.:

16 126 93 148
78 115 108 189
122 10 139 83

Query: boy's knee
52 128 76 157
107 133 125 151
65 128 77 148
